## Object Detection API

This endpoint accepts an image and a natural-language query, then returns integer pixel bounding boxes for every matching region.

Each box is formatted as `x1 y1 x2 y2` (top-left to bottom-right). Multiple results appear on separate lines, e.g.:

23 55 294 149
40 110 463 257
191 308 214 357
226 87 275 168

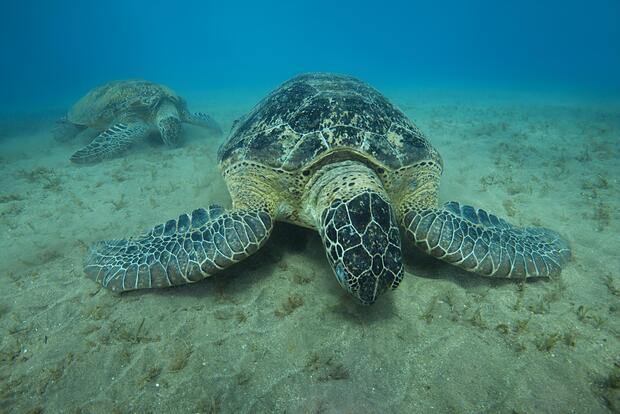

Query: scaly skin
70 121 154 164
304 160 403 304
84 164 280 291
84 203 274 292
396 161 571 278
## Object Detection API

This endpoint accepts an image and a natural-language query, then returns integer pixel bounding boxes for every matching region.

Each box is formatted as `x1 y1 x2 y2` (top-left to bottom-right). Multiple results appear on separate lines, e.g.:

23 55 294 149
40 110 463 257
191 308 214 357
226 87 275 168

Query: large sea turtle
83 73 571 304
54 80 221 163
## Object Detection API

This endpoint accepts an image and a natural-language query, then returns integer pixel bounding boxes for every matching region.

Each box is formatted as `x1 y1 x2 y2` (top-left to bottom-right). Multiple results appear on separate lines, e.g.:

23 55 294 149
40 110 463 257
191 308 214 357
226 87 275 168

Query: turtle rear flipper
70 122 152 164
182 111 222 135
84 206 273 292
404 201 571 278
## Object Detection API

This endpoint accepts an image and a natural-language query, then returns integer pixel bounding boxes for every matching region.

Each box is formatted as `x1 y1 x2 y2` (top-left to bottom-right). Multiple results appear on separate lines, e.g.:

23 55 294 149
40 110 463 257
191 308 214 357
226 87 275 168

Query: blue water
1 0 619 113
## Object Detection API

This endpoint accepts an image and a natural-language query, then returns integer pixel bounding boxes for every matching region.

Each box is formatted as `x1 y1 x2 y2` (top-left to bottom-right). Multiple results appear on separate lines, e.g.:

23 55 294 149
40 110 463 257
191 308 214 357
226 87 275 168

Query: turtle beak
319 191 404 305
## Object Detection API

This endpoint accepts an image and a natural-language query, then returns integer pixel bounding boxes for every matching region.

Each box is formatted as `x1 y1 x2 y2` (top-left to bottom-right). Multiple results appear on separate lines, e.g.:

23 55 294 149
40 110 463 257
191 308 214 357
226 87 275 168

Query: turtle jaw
319 191 404 305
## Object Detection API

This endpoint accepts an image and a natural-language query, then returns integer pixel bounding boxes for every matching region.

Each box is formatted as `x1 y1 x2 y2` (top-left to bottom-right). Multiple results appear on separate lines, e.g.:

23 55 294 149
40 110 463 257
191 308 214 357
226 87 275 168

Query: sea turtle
54 79 221 163
83 73 571 304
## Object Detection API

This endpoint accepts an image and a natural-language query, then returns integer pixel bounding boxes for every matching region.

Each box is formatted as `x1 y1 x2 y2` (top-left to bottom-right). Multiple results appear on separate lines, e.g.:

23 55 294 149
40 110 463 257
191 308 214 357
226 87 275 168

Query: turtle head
155 100 182 146
310 162 404 305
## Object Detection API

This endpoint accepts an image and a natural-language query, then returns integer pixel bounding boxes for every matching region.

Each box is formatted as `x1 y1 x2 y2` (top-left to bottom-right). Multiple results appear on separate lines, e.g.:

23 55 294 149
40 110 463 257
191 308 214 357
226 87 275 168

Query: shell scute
218 73 435 171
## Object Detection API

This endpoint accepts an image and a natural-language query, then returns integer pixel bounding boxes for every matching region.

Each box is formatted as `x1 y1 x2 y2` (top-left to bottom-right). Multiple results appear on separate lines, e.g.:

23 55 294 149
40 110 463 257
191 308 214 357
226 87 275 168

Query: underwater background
1 0 619 413
2 0 620 113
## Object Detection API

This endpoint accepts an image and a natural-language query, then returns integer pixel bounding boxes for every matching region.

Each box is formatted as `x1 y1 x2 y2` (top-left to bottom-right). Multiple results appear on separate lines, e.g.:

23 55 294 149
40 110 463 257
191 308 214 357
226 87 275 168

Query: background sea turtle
54 79 221 163
83 73 571 304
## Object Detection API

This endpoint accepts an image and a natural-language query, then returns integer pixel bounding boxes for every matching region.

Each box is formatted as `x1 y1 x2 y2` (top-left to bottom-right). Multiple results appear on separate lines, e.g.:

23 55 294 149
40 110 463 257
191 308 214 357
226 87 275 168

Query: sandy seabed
0 88 619 413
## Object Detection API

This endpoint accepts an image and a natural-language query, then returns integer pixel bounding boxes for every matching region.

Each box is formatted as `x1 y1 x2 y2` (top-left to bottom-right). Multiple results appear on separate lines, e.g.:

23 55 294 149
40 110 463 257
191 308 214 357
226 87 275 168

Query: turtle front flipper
70 122 152 164
403 201 571 278
182 111 222 135
84 206 273 292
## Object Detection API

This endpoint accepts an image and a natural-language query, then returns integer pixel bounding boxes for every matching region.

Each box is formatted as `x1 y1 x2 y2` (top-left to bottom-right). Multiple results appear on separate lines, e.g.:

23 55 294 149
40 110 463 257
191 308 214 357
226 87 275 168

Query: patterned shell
218 73 435 171
67 80 181 126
